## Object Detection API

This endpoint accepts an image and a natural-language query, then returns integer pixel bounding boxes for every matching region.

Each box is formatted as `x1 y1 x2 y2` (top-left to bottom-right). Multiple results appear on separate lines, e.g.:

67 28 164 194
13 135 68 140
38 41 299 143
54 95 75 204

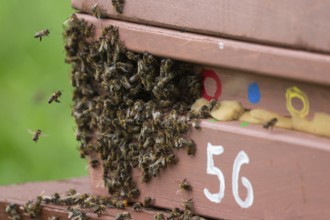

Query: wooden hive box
69 1 330 219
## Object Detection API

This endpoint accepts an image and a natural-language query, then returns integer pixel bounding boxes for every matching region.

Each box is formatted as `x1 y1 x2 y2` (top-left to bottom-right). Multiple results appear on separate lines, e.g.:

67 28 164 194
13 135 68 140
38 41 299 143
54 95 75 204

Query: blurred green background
0 0 87 185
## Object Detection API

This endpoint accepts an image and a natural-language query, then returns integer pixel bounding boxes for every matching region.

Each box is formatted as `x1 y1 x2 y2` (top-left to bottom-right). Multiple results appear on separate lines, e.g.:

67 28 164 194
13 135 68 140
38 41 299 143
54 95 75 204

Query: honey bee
34 29 50 41
28 129 47 143
67 207 87 220
90 159 100 168
263 118 278 130
190 119 201 129
168 207 182 219
143 196 153 207
154 213 165 220
126 51 141 62
48 90 62 104
179 179 192 192
112 0 125 14
182 199 193 211
132 202 142 212
115 212 131 220
91 204 107 217
92 3 105 19
5 203 20 220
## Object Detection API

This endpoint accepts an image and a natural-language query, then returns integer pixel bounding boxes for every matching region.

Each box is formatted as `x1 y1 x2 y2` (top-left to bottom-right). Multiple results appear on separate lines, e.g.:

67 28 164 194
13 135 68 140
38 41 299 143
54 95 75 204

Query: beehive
68 1 330 219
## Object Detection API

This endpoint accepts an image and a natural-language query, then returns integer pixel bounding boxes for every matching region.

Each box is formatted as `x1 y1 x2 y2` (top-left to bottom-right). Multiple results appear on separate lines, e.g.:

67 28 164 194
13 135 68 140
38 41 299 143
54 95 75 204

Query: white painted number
232 151 254 208
204 143 254 208
203 143 225 203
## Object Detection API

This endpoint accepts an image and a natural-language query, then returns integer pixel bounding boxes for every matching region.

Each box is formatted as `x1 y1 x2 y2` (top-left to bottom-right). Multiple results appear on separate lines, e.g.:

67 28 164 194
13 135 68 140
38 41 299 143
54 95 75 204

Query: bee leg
39 37 42 41
55 99 61 103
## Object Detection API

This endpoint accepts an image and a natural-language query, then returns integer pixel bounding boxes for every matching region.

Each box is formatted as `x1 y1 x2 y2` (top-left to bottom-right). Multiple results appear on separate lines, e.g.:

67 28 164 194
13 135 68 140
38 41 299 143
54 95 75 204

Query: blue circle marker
248 82 261 104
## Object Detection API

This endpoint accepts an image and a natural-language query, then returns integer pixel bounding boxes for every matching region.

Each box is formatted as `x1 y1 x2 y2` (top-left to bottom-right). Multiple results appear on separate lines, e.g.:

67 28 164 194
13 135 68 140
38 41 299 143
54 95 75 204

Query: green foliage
0 0 87 185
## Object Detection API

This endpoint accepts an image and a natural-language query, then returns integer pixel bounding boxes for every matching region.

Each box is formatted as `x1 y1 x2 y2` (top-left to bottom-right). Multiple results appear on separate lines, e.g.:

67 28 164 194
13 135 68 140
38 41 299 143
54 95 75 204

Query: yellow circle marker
286 86 309 118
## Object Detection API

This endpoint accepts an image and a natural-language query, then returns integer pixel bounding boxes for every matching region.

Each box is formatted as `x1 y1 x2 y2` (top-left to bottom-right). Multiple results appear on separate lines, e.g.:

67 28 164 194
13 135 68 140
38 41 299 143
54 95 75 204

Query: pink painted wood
72 0 330 54
76 14 330 86
90 121 330 220
202 67 330 117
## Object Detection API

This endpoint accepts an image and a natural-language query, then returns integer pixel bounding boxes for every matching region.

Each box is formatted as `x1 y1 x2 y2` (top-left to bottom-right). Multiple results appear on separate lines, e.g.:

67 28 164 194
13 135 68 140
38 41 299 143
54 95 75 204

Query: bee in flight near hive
28 129 48 143
34 29 50 41
48 90 62 104
263 117 278 130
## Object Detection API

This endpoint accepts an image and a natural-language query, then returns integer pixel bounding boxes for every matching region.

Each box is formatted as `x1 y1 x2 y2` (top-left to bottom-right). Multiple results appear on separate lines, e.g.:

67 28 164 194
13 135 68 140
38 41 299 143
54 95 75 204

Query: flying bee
48 90 62 104
34 29 50 41
263 117 278 130
28 129 48 143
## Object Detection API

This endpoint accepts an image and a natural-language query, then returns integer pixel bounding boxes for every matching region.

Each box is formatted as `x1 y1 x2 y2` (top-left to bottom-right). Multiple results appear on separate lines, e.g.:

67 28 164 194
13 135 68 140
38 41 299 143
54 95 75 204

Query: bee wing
40 133 49 137
27 129 35 135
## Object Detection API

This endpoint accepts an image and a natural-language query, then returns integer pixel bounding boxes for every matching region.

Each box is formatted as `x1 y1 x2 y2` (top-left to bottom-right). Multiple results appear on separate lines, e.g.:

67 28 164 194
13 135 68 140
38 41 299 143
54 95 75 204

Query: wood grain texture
0 177 158 220
202 67 330 118
76 13 330 86
90 121 330 220
72 0 330 54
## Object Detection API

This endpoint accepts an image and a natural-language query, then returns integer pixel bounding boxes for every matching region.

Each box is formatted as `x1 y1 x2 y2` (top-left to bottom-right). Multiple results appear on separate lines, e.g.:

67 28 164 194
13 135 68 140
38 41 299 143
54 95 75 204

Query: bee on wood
190 119 201 129
23 196 42 218
92 3 105 19
132 202 142 212
34 29 50 41
154 213 165 220
179 179 192 192
48 90 62 104
112 0 125 14
115 211 131 220
5 203 21 220
67 207 88 220
91 204 107 217
168 207 182 219
143 196 153 207
182 199 193 211
263 117 278 130
90 159 100 168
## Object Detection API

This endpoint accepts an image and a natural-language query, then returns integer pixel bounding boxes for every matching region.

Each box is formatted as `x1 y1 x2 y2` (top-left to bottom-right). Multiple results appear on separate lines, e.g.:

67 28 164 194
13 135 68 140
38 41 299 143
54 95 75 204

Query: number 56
203 143 254 208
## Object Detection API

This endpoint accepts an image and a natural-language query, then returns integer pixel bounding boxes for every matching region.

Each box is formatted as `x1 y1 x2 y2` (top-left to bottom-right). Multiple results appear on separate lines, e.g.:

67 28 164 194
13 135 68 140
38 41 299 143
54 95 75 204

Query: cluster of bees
62 12 215 218
5 188 206 220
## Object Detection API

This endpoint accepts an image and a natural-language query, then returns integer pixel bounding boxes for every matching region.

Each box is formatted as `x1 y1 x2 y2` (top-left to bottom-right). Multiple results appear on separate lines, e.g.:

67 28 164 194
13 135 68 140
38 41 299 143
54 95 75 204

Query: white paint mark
232 151 254 208
218 42 225 50
203 142 225 203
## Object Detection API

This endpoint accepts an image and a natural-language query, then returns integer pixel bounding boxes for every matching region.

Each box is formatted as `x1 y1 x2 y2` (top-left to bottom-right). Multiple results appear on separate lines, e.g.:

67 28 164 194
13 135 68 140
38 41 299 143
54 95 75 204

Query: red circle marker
202 69 222 101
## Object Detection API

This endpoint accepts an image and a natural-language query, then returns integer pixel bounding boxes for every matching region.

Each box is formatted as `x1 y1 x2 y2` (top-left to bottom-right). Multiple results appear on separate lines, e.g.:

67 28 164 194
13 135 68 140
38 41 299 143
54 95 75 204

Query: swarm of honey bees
63 14 215 205
5 189 207 220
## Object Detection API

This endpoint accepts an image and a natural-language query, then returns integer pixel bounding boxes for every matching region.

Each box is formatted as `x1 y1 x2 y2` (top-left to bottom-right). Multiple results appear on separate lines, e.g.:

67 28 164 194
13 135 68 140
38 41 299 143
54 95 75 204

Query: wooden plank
201 67 330 117
89 121 330 220
72 0 330 54
76 13 330 86
0 177 158 220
